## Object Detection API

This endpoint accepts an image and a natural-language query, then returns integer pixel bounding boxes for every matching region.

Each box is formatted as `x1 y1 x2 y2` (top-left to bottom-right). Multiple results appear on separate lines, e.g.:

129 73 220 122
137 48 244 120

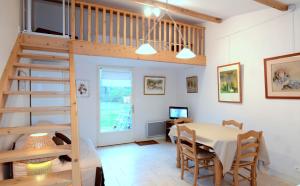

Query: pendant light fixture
135 1 196 59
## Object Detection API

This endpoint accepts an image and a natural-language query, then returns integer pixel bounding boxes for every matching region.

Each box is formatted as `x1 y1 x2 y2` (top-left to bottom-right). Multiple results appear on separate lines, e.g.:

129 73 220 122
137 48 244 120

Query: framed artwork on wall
144 76 166 95
264 52 300 99
76 80 89 97
217 62 242 103
186 76 198 93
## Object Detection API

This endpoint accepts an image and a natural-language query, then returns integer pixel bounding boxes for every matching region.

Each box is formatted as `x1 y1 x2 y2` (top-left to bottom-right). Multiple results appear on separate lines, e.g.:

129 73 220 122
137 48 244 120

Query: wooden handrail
72 0 205 55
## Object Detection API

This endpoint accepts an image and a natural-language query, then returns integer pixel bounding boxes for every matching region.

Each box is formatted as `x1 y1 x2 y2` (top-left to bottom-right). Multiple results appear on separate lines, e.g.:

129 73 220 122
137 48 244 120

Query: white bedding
13 135 101 186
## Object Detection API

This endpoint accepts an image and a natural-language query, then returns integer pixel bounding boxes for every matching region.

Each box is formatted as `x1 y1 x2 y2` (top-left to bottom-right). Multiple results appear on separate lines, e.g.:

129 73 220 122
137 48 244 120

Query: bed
10 133 104 186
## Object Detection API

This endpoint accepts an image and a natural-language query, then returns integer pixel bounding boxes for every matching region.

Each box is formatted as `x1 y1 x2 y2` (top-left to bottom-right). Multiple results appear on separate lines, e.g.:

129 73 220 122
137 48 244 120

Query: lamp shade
23 133 56 164
135 43 157 55
176 47 196 59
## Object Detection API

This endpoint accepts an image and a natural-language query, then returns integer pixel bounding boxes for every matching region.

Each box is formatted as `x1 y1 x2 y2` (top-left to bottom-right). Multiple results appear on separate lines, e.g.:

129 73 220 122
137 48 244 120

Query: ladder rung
14 63 69 71
0 124 71 135
3 91 69 96
18 53 69 61
9 76 69 82
21 43 70 53
0 170 72 186
0 145 71 163
0 106 70 113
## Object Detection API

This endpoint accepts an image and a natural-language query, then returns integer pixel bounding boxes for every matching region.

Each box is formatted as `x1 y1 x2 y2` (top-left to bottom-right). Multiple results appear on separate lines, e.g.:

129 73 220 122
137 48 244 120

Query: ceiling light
144 7 152 17
135 43 157 55
153 8 161 17
176 47 196 59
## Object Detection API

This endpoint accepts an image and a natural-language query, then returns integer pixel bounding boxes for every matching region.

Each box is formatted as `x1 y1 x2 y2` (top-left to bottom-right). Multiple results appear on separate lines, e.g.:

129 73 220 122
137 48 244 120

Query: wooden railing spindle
117 11 120 44
136 16 139 47
174 23 177 53
147 17 150 43
87 5 91 42
169 22 172 51
123 13 126 46
80 3 84 40
110 10 113 44
158 21 161 50
164 21 167 49
201 28 204 55
130 14 133 47
153 19 156 49
102 8 106 44
188 26 191 49
95 7 99 43
142 17 145 44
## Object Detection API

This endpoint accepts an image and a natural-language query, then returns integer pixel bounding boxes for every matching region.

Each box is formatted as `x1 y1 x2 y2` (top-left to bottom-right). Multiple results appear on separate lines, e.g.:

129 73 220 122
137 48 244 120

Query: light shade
135 43 157 55
176 47 196 59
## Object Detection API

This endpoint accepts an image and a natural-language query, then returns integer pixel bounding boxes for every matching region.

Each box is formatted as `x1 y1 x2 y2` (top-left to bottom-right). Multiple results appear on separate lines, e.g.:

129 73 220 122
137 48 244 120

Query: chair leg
181 155 184 180
193 159 199 186
233 166 239 186
251 164 257 186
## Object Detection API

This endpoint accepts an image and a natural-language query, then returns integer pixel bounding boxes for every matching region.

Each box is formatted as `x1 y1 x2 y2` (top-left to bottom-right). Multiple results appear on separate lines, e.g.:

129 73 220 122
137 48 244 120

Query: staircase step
14 63 69 71
21 43 70 53
18 53 69 61
0 170 72 186
3 91 69 96
9 76 69 82
0 106 70 113
0 124 71 135
0 145 71 163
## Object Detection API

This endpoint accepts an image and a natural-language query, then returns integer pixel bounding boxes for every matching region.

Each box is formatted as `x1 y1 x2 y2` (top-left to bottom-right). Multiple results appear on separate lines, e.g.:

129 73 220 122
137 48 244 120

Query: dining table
168 122 270 186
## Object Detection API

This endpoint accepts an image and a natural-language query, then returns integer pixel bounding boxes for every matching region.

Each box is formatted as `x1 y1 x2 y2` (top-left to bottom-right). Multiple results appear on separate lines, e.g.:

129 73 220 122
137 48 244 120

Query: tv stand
165 118 193 142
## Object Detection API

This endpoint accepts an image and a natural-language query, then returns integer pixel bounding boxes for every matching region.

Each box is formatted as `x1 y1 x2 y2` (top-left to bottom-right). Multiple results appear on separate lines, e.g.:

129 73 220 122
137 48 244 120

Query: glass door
98 67 134 146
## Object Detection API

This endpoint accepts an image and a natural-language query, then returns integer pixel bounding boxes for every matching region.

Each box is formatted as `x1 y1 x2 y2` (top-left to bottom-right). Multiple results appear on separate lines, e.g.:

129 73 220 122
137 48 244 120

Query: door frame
96 65 136 146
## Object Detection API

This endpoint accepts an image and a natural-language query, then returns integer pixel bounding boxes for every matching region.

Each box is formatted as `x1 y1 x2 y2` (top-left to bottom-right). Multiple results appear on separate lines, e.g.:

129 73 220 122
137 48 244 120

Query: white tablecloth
168 123 270 174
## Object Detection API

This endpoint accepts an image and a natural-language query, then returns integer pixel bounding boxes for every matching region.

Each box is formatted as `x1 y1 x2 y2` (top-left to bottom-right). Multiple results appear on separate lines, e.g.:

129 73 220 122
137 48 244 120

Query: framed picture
186 76 198 93
217 62 242 103
144 76 166 95
76 80 89 97
264 52 300 99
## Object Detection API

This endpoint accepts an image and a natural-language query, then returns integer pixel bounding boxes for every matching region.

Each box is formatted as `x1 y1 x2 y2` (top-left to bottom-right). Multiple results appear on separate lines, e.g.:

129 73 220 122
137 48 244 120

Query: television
169 106 188 119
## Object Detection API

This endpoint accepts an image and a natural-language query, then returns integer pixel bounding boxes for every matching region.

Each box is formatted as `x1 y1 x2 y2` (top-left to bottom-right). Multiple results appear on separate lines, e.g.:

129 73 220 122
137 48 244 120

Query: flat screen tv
169 106 188 119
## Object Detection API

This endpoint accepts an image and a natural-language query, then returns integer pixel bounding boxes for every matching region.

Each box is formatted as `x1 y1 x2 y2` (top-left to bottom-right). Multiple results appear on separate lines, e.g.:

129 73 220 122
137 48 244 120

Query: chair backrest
174 118 193 124
176 124 197 157
222 120 243 130
235 130 262 164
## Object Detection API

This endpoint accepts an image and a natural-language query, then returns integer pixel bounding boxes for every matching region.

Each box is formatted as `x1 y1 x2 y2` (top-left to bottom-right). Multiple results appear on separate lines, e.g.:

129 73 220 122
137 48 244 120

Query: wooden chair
176 124 215 186
222 120 243 130
228 130 262 186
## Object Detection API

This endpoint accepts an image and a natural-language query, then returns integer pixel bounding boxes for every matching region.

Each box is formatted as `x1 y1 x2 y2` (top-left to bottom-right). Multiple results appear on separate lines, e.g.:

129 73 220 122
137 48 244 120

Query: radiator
146 121 166 138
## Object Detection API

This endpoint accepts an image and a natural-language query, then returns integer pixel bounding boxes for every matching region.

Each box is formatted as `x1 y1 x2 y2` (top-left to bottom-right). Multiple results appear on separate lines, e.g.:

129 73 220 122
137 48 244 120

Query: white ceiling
97 0 300 24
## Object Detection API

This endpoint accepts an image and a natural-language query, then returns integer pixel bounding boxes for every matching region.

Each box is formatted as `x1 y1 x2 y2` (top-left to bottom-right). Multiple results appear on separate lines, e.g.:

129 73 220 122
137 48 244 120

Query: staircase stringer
0 34 23 124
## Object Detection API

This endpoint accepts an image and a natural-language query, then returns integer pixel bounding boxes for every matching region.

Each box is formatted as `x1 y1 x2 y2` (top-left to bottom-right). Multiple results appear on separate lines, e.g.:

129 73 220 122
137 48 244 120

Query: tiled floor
97 141 293 186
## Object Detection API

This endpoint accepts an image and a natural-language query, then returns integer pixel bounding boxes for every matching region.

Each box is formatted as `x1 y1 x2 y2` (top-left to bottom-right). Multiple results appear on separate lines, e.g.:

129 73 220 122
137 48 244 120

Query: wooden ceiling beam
132 0 222 23
254 0 289 11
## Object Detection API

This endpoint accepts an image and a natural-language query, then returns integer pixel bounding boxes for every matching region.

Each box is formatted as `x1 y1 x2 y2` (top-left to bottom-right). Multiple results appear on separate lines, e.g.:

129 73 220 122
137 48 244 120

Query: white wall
177 6 300 184
0 0 20 75
75 55 184 146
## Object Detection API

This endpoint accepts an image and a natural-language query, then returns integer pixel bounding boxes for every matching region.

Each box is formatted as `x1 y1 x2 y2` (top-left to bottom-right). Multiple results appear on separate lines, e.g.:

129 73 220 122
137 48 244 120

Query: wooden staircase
0 33 81 185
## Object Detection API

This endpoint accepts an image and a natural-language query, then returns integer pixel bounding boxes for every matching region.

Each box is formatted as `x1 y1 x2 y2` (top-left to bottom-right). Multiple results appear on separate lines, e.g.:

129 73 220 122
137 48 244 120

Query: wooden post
87 5 91 42
71 0 75 40
102 8 106 44
123 13 126 46
183 25 186 47
110 10 113 44
164 21 167 49
153 19 156 49
173 23 177 53
192 27 195 52
158 21 161 50
201 28 204 55
136 16 139 47
142 17 145 44
147 17 150 43
117 11 120 44
169 22 172 51
80 3 83 40
196 29 200 55
69 43 82 186
130 14 133 47
95 7 99 43
188 26 191 49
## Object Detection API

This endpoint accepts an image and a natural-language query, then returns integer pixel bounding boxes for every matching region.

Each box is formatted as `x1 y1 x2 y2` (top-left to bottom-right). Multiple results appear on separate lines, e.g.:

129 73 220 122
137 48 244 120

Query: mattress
13 135 101 186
